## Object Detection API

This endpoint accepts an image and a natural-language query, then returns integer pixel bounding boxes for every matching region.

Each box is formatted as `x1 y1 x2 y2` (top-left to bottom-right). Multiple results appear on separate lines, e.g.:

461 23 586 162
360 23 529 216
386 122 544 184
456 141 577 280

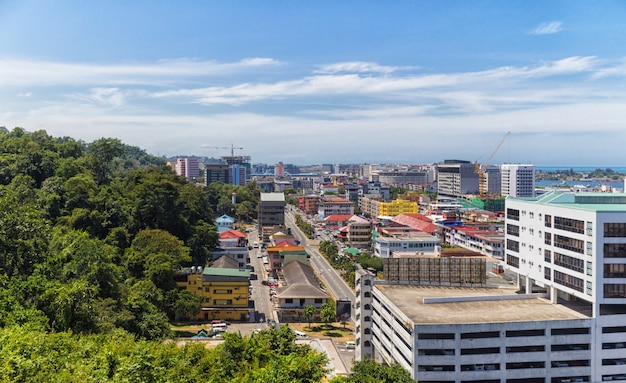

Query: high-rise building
229 164 246 186
436 160 479 197
176 157 200 182
258 193 286 241
354 191 626 382
275 162 284 178
205 163 230 186
501 164 536 197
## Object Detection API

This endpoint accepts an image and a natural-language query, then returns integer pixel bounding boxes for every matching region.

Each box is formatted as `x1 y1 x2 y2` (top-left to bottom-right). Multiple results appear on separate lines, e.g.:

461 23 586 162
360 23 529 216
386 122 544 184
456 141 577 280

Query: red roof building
390 214 437 234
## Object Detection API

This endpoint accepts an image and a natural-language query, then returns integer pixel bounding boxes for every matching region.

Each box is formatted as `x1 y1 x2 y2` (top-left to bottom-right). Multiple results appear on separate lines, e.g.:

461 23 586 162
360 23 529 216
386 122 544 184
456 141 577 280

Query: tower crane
474 131 511 197
201 143 244 157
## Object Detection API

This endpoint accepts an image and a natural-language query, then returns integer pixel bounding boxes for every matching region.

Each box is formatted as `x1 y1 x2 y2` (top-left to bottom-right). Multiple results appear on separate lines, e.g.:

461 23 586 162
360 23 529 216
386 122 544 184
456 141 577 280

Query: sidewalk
299 338 349 378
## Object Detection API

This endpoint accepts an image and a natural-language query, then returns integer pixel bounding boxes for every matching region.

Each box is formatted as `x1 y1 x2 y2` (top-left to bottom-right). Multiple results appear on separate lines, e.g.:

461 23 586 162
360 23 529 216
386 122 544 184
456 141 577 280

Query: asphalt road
247 229 275 323
285 209 356 314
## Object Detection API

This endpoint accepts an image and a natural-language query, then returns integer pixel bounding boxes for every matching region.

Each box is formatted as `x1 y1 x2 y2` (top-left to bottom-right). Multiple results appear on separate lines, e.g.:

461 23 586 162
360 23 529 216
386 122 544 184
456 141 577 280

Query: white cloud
0 57 281 87
3 55 626 164
530 21 563 35
151 56 600 107
315 61 413 75
18 92 31 97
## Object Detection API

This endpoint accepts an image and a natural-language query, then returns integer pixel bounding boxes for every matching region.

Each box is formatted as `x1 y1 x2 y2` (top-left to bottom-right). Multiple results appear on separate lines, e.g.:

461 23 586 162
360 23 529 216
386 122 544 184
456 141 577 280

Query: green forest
0 127 412 382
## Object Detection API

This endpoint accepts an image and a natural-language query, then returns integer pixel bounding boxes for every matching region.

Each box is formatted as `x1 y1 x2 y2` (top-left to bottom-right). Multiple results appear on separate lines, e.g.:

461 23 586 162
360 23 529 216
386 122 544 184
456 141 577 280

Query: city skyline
2 1 626 165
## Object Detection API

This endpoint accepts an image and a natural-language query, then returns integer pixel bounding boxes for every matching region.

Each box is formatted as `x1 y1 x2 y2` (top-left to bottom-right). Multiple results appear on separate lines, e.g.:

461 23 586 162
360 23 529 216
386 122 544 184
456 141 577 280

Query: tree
330 359 414 383
320 299 336 326
303 304 316 329
87 137 123 185
123 229 191 291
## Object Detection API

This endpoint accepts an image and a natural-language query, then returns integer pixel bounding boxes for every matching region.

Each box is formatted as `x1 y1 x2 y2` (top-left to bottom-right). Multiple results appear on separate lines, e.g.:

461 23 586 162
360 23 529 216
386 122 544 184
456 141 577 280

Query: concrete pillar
525 276 531 294
550 286 558 304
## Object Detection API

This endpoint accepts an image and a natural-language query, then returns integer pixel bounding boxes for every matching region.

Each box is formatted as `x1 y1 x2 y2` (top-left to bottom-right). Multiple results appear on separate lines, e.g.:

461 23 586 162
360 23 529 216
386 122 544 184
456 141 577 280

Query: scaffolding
383 257 487 286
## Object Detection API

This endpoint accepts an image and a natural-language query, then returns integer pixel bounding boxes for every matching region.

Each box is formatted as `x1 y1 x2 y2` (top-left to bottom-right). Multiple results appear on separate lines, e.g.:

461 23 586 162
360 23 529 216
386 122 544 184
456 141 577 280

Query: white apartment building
504 191 626 381
501 164 536 197
354 191 626 382
373 231 441 258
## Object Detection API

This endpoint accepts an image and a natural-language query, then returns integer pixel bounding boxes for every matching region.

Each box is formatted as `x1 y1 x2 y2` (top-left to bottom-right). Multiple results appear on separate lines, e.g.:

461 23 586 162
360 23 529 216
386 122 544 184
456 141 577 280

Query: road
285 208 356 313
247 229 274 324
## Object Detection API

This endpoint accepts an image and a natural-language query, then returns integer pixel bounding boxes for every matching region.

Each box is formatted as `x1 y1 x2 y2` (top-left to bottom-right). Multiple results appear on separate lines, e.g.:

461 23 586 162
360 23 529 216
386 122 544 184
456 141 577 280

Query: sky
2 1 626 166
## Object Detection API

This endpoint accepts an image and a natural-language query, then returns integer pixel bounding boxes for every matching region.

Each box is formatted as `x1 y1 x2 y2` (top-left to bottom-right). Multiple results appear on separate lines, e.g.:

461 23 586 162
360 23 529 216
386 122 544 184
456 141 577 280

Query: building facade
317 197 354 219
501 164 536 197
205 163 230 186
503 191 626 382
258 193 286 241
176 157 200 182
437 160 480 197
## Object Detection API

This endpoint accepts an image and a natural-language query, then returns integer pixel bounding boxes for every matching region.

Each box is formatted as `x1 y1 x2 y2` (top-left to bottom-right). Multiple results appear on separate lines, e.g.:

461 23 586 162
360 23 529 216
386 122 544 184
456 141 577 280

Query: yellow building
176 265 251 322
379 199 418 216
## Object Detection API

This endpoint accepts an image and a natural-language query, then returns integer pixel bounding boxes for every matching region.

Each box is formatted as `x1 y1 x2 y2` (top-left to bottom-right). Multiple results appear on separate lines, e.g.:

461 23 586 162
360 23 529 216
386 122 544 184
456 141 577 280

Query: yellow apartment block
176 267 252 322
379 199 418 216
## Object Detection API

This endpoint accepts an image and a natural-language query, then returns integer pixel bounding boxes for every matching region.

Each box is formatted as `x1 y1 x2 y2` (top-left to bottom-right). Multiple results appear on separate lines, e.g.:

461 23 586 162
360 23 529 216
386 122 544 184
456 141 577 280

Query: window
554 252 584 273
285 298 293 304
507 254 519 268
545 214 552 228
213 289 233 294
419 333 455 340
554 216 585 234
586 241 593 255
554 270 584 292
506 239 519 252
586 221 593 236
605 223 626 237
506 224 520 237
461 331 499 339
506 329 544 337
545 267 551 280
545 232 552 245
554 235 585 254
507 208 520 221
604 243 626 258
314 298 323 304
604 264 626 278
604 284 626 298
552 327 590 335
461 347 499 355
545 249 552 262
586 261 593 276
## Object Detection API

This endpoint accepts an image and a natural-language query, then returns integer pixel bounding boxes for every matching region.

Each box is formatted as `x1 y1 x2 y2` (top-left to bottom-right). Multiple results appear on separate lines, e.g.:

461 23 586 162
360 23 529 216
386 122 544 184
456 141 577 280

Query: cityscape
3 1 626 382
169 148 626 382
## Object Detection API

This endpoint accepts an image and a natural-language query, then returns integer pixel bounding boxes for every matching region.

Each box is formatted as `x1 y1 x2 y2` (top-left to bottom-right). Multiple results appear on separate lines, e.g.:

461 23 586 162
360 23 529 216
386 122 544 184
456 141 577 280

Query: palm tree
303 304 316 330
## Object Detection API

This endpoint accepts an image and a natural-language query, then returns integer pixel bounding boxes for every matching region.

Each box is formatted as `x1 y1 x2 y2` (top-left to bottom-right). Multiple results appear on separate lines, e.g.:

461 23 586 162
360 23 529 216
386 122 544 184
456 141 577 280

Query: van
294 330 308 338
211 323 227 333
253 241 259 248
346 341 356 349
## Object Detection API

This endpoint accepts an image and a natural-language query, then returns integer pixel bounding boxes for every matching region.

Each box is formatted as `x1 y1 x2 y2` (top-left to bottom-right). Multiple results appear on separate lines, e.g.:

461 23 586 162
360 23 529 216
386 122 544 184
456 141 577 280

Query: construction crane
474 131 511 197
201 143 244 157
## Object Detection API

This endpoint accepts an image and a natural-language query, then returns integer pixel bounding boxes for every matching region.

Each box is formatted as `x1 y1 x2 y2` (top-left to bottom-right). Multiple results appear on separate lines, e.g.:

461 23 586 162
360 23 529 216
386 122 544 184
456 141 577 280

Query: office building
437 160 480 197
501 164 536 197
205 163 230 186
258 193 286 242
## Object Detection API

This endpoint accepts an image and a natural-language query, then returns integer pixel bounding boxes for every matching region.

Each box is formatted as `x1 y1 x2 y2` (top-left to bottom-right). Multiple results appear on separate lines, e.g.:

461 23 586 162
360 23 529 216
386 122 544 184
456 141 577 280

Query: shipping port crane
474 131 511 197
201 143 244 157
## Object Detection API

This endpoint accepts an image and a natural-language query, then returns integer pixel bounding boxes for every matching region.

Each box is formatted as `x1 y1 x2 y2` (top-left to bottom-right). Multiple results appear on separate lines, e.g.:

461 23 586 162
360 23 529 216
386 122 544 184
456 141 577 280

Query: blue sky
2 1 626 166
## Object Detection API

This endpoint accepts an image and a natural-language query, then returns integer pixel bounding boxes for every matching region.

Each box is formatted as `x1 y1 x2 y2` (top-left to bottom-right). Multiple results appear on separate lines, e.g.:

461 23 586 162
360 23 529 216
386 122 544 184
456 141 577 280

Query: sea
536 166 626 190
536 166 626 173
